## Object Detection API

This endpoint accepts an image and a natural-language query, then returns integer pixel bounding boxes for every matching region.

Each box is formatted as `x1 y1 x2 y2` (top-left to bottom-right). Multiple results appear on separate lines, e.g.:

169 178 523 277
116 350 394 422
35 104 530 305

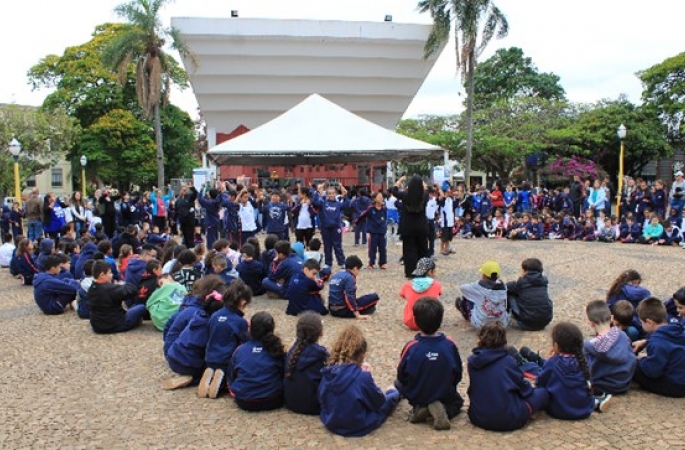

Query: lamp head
80 155 87 167
8 137 21 157
617 124 627 140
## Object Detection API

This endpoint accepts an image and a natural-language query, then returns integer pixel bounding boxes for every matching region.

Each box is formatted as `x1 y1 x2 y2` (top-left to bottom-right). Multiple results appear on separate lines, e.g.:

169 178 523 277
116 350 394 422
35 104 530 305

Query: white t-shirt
0 243 15 267
239 202 257 232
441 197 455 227
297 205 313 229
386 196 397 211
425 197 438 220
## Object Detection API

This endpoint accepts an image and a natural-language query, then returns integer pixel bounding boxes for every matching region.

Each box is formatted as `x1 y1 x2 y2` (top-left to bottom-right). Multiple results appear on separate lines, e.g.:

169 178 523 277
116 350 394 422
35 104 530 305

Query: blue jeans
28 220 43 241
114 304 147 333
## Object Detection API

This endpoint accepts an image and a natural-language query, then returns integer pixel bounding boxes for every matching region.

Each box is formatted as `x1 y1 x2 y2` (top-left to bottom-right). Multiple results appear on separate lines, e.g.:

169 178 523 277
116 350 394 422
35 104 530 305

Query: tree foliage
473 47 566 109
639 51 685 143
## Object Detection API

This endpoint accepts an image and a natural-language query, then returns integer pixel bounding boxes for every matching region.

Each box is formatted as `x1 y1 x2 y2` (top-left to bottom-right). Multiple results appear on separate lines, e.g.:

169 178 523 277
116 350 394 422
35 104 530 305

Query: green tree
162 104 196 179
419 0 509 185
0 104 79 196
102 0 191 188
639 52 685 143
473 47 565 109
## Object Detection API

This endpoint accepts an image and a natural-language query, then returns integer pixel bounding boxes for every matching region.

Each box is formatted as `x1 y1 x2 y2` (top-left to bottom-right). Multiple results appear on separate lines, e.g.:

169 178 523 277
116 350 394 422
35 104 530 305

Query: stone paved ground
1 235 685 449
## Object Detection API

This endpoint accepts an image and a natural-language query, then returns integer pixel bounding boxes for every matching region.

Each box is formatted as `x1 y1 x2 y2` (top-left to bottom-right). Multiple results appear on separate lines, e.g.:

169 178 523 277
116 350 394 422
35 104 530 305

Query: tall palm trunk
464 50 476 188
154 102 165 187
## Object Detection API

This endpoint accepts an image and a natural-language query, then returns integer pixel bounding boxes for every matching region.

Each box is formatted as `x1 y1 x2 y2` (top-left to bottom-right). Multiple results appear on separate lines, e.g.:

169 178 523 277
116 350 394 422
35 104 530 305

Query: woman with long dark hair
392 175 428 278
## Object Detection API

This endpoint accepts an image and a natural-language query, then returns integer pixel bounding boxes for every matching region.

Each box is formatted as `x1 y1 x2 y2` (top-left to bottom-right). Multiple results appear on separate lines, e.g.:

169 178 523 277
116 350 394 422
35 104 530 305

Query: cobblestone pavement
1 236 684 449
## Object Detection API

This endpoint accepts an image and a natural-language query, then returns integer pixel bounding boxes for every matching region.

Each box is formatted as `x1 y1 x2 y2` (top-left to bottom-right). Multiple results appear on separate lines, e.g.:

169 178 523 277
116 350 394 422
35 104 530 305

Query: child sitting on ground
455 261 509 329
318 325 400 437
236 243 265 296
639 214 663 244
88 260 145 334
284 312 329 415
76 260 95 319
583 300 636 403
262 241 303 299
399 257 442 331
467 322 548 432
396 298 463 430
0 232 14 268
11 238 39 285
171 249 202 292
227 311 286 411
285 259 327 316
607 270 651 338
506 258 553 331
328 255 380 320
33 254 80 315
199 280 251 399
212 254 237 285
632 297 685 398
303 238 331 280
611 300 640 342
665 287 685 327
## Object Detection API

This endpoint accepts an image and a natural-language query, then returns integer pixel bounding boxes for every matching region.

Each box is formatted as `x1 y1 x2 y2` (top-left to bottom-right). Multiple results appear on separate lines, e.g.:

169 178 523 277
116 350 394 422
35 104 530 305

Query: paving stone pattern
1 236 684 449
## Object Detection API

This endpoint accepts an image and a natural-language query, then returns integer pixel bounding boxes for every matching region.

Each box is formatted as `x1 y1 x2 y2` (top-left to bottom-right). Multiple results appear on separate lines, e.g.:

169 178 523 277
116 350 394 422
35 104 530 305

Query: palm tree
103 0 191 188
419 0 508 185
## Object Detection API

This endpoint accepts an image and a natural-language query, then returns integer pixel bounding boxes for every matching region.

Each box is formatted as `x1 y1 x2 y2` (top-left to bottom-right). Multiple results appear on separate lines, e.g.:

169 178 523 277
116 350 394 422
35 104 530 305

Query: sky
1 0 683 120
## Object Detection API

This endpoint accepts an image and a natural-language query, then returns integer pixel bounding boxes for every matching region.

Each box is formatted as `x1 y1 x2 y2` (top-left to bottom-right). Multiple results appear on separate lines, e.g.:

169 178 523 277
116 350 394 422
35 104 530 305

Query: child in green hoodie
399 258 442 330
146 274 188 331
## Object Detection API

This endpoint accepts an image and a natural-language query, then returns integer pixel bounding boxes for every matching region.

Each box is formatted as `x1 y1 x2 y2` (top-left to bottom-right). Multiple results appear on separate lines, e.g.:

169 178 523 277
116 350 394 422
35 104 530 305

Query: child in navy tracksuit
200 280 252 399
285 259 327 316
33 255 80 315
11 238 39 285
357 192 387 269
620 217 641 243
467 322 548 431
351 190 372 246
395 298 463 430
262 241 304 299
657 220 681 245
606 269 651 337
328 255 379 319
311 184 350 268
632 297 685 397
319 325 400 436
162 288 225 390
236 243 265 296
284 312 329 415
264 192 289 241
228 311 286 411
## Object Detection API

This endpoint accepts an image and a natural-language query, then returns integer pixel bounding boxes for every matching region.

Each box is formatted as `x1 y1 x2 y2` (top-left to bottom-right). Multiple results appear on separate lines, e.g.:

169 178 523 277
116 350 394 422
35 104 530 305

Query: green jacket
146 282 188 331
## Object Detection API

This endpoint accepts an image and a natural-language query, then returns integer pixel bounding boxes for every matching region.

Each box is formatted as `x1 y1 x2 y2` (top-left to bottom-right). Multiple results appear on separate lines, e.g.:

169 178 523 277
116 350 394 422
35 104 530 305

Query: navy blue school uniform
311 192 350 267
260 249 276 278
163 295 203 357
167 310 211 379
319 363 400 437
262 254 304 298
236 259 266 295
328 269 379 317
196 191 224 247
216 267 238 285
284 342 329 415
607 284 652 332
285 271 328 316
351 195 372 245
536 354 594 420
467 347 548 432
13 251 39 285
358 205 387 266
10 209 23 236
653 188 667 217
228 340 285 410
633 323 685 397
395 334 464 417
660 227 682 245
264 201 289 240
504 191 517 208
33 272 80 315
529 222 544 240
205 306 249 372
75 242 98 280
561 193 573 211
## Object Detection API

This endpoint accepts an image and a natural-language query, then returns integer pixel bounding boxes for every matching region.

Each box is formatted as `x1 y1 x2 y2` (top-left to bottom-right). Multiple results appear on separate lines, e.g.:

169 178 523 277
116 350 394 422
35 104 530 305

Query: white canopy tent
206 94 446 166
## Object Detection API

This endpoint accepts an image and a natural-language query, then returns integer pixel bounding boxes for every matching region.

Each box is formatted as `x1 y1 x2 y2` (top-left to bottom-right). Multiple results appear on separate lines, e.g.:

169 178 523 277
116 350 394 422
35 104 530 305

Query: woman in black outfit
392 174 428 278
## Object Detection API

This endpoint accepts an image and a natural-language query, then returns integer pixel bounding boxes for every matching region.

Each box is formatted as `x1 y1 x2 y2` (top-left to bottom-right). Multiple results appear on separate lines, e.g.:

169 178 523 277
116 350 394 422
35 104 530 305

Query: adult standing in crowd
670 170 685 216
392 175 428 279
176 181 198 247
570 175 583 218
489 181 504 211
69 191 87 237
25 188 43 242
99 188 118 238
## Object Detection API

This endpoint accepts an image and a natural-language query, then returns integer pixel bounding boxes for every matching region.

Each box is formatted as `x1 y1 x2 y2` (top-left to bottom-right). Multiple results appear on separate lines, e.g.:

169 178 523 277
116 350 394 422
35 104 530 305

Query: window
51 168 63 187
26 175 36 188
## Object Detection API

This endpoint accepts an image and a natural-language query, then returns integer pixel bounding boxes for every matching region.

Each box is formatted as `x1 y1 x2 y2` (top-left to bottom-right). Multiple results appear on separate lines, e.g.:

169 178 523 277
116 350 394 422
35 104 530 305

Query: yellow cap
478 261 501 278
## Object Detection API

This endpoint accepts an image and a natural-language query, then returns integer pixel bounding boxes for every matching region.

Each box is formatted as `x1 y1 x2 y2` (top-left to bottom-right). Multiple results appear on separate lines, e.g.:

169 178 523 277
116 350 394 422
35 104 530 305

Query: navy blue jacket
351 196 372 221
197 191 223 228
285 271 327 316
319 363 400 437
236 259 265 295
536 354 594 420
584 326 636 394
312 193 350 228
267 255 303 292
328 270 362 312
124 257 147 287
396 334 463 408
75 243 98 280
260 249 276 278
33 272 80 315
163 295 203 357
228 340 285 402
205 306 249 368
638 323 685 387
12 252 39 284
467 348 539 431
265 202 289 234
284 342 328 415
357 206 387 235
167 310 211 375
530 222 545 239
36 238 55 272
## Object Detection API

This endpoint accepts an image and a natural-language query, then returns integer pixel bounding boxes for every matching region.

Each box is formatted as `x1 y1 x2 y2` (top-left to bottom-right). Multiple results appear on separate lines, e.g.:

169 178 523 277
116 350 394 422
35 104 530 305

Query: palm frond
148 55 163 112
423 7 451 58
476 4 509 57
136 57 150 116
167 26 197 69
102 27 147 85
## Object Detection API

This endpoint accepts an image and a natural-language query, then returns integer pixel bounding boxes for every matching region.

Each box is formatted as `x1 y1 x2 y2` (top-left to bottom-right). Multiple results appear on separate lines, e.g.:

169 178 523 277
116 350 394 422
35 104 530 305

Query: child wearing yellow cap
455 261 509 329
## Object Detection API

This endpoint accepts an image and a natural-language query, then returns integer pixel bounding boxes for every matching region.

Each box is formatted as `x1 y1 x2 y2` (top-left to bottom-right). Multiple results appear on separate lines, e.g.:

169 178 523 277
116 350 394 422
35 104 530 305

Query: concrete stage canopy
206 94 444 166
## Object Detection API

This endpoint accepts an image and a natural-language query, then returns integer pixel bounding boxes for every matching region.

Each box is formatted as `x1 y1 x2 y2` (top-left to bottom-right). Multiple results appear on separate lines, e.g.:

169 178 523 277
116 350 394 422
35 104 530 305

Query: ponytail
607 270 641 301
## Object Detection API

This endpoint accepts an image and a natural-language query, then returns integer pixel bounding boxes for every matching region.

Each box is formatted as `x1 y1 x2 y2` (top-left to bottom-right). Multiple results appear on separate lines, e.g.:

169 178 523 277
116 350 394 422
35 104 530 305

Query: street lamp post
8 138 22 208
616 124 627 218
80 155 87 199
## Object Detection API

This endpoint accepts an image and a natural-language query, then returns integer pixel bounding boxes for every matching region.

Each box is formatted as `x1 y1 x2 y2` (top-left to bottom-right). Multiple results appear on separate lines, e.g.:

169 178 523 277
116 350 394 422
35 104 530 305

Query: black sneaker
506 346 526 366
520 346 543 366
408 406 430 424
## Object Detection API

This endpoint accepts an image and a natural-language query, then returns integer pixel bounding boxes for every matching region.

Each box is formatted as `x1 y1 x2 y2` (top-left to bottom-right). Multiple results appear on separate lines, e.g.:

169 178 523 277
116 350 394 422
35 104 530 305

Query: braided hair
329 325 367 366
552 322 592 394
250 311 285 359
606 270 641 301
286 312 324 379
